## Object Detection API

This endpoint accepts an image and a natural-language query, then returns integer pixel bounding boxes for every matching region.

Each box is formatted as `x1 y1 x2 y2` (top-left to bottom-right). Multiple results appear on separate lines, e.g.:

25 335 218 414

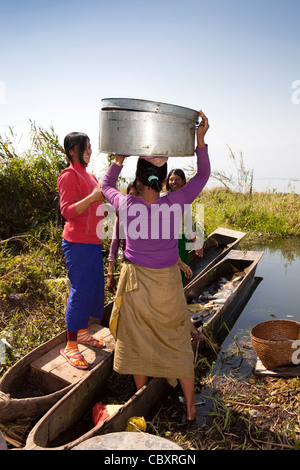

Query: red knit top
57 162 103 244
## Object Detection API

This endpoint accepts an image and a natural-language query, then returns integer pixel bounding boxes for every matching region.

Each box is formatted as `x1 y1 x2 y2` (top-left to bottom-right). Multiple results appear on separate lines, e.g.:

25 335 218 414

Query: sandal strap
65 349 85 360
60 347 89 370
62 347 88 365
77 330 105 347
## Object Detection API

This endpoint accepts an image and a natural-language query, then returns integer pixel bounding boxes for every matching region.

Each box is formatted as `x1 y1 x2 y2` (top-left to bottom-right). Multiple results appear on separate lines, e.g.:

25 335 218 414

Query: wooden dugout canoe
185 227 246 288
186 249 264 341
0 302 114 423
25 375 173 450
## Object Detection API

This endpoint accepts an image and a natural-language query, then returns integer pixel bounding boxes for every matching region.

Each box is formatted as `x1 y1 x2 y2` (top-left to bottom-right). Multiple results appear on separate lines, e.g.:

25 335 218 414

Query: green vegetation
198 188 300 238
0 123 66 239
0 124 67 369
196 145 300 237
0 124 300 450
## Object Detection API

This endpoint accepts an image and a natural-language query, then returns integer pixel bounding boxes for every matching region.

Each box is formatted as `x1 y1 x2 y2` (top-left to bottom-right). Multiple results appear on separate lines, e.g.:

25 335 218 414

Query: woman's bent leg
178 377 196 421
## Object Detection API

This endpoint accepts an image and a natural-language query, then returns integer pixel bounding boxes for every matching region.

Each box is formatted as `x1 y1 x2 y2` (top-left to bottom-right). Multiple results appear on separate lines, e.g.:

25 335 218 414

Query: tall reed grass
197 188 300 237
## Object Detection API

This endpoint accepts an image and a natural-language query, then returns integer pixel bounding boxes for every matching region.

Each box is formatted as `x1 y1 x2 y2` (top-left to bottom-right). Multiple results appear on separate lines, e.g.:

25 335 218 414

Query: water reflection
223 237 300 343
243 237 300 268
194 238 300 424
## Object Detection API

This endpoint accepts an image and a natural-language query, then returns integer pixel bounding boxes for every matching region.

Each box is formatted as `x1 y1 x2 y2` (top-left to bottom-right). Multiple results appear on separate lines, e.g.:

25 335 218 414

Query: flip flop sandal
80 338 106 348
60 348 89 370
77 332 106 348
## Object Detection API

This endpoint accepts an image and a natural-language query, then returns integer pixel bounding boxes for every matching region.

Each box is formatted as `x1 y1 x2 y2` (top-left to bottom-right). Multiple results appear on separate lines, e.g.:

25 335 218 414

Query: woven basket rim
250 319 300 343
251 319 300 327
250 336 294 345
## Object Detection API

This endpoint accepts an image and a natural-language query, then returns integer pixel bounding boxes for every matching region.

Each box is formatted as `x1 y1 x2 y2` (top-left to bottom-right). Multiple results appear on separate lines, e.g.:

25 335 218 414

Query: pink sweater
57 162 102 244
102 146 211 268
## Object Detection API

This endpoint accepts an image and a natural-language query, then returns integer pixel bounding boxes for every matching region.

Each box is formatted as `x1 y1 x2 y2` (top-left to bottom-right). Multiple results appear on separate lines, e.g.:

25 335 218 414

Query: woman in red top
57 132 105 369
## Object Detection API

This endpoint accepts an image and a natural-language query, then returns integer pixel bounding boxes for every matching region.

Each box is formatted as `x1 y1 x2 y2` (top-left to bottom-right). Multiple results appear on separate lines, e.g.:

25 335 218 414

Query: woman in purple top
101 110 210 422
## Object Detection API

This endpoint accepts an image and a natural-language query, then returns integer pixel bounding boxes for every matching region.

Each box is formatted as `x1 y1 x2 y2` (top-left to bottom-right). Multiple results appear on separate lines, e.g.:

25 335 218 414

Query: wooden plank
30 326 115 387
87 325 114 341
186 228 246 284
30 344 66 373
47 349 110 385
29 361 70 393
254 359 300 377
30 326 112 371
25 352 115 449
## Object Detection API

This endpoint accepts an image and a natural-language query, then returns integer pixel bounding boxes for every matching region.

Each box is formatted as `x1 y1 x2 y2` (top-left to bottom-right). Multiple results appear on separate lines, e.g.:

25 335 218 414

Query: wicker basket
250 319 300 370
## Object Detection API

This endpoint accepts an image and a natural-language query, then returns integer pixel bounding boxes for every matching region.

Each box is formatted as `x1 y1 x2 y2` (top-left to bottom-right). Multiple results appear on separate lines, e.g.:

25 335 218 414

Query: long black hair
127 180 138 194
57 132 90 228
166 168 186 191
64 132 89 166
136 158 167 192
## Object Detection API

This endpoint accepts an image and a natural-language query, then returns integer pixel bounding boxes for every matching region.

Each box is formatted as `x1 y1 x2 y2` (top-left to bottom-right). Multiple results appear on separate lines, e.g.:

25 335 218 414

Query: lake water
194 238 300 423
205 178 300 194
222 237 300 345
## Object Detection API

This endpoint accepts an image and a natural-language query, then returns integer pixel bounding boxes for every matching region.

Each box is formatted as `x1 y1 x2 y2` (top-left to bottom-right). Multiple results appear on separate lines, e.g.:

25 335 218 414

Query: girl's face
83 139 92 164
69 138 92 164
168 173 185 191
129 187 138 196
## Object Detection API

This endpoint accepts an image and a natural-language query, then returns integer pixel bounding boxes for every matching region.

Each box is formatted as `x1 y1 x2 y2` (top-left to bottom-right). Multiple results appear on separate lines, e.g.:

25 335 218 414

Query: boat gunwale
192 250 264 337
185 227 246 290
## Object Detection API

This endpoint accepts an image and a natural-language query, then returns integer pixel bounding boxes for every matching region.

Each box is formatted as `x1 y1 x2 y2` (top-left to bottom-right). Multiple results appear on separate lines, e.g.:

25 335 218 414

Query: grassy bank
198 187 300 238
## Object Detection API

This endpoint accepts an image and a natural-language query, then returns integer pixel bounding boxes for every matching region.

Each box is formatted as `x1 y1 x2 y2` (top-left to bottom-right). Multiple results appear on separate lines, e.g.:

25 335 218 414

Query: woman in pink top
57 132 105 369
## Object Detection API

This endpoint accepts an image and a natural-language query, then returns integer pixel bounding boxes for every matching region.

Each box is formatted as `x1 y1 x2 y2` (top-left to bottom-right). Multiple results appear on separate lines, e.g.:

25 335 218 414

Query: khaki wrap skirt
109 261 194 383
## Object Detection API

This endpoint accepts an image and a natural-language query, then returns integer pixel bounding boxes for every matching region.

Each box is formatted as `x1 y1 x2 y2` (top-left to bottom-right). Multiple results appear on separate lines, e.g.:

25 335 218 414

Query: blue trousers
62 239 104 332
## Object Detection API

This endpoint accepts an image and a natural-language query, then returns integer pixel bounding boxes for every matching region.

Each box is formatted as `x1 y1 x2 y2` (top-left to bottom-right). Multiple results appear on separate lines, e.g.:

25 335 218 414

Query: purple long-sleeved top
102 146 211 269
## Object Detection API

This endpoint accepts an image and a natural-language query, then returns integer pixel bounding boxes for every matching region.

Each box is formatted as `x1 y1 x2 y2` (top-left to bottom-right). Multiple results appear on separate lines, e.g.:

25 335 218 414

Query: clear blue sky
1 0 299 189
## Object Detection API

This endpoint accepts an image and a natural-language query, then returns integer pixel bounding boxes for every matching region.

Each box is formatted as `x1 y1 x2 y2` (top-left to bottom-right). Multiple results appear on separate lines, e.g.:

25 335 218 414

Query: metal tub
99 98 199 157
